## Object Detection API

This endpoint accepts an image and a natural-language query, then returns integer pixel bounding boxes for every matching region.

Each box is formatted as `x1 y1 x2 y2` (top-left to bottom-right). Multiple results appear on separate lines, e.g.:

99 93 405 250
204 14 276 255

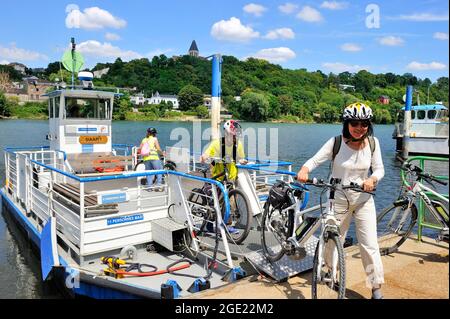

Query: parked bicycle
261 177 374 299
377 163 449 255
188 162 251 244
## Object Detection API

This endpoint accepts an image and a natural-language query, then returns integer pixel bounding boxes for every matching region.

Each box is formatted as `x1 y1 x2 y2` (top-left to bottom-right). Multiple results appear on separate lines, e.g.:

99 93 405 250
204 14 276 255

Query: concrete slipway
188 236 449 299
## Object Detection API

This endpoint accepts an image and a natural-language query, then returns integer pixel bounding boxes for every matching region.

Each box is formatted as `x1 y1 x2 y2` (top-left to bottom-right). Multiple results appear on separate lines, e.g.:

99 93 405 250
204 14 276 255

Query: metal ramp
244 236 319 282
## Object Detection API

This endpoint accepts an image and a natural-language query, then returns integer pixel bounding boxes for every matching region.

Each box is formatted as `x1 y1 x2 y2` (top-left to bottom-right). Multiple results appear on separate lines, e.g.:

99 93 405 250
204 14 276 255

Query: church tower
188 40 199 57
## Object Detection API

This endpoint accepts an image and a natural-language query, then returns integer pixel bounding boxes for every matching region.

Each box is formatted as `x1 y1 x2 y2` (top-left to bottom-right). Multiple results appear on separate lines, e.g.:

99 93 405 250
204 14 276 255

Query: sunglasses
349 121 370 128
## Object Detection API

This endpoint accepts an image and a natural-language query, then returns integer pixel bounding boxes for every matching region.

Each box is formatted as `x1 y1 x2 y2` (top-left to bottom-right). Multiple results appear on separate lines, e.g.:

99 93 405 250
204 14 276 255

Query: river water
0 119 447 298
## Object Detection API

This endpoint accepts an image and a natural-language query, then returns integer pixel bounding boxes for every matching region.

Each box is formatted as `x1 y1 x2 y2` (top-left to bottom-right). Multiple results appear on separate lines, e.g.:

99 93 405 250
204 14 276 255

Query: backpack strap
332 135 342 161
221 137 237 163
368 136 375 156
221 137 226 161
232 136 237 163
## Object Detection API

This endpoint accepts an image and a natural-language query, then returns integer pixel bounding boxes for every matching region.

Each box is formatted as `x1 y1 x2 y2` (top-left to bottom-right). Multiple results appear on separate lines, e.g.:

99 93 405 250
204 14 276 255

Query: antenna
61 37 85 88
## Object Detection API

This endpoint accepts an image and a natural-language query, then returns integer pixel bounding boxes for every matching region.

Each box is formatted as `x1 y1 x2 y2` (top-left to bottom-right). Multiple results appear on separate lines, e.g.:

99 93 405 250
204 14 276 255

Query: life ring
93 158 125 173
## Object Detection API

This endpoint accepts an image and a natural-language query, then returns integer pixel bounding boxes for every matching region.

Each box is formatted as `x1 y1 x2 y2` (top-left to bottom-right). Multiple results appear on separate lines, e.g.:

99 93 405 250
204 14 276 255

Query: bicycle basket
268 181 292 209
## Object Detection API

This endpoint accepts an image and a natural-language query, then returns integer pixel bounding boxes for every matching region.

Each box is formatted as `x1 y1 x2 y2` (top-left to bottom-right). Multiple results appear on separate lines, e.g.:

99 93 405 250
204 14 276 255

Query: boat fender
187 277 211 293
221 266 246 283
161 279 182 299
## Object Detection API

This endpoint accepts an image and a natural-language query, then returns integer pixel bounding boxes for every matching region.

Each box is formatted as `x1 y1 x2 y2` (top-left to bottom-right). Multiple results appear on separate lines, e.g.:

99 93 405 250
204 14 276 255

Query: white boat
393 104 449 156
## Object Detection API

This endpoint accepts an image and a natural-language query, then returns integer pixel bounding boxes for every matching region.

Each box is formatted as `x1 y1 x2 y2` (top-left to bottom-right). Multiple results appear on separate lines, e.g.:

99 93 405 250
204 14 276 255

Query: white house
130 93 146 105
147 91 179 109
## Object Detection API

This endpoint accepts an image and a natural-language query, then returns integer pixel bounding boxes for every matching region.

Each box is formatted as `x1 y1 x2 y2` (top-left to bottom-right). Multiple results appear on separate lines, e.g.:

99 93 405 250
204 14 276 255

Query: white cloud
406 61 447 71
65 6 127 30
211 17 260 42
77 40 142 61
105 32 121 41
392 13 449 22
278 3 299 14
320 1 349 10
250 47 296 63
243 3 267 17
378 36 404 46
340 43 362 52
296 6 324 22
433 32 449 40
264 28 295 40
0 43 48 61
0 60 9 65
322 62 370 73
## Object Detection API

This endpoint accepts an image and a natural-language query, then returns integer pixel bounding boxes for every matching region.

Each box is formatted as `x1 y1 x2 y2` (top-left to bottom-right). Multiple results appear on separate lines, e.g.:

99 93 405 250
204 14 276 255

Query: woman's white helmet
343 102 373 121
223 120 242 136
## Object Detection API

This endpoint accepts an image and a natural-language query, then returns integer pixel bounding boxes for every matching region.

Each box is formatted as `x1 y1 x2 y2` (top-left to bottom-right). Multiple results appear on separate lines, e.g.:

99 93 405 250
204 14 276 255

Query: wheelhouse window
417 110 426 120
427 110 437 120
64 98 110 119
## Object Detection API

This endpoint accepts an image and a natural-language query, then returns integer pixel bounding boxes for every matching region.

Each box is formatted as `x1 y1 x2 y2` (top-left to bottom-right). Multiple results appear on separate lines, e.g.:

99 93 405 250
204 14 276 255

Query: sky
0 0 448 81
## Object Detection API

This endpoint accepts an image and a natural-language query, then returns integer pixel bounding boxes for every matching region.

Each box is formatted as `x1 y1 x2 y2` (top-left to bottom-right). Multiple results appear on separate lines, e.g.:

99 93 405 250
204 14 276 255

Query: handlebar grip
434 178 448 186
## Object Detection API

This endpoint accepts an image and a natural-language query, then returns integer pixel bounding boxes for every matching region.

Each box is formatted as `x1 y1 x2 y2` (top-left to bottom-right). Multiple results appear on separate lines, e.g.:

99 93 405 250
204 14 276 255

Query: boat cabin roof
44 89 116 100
401 104 447 111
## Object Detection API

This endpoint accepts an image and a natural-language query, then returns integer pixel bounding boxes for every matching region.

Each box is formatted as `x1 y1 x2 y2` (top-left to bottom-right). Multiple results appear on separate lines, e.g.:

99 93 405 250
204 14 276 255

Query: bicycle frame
410 181 449 234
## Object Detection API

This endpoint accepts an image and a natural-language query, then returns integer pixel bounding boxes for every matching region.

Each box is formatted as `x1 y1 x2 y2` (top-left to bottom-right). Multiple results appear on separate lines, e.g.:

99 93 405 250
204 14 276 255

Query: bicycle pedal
288 247 307 261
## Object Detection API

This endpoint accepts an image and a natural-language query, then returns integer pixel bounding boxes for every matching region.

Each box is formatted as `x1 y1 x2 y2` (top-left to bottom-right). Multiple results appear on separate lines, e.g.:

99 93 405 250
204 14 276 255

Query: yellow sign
79 136 108 144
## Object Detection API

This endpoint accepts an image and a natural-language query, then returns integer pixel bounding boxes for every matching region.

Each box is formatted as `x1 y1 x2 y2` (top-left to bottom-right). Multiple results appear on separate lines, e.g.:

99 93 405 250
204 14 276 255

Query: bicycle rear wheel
261 203 288 262
187 188 210 234
377 203 417 256
312 231 346 299
223 189 251 244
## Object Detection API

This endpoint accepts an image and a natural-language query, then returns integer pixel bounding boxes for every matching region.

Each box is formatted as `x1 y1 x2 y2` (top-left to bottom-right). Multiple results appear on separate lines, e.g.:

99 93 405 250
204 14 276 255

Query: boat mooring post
211 54 222 140
403 85 413 159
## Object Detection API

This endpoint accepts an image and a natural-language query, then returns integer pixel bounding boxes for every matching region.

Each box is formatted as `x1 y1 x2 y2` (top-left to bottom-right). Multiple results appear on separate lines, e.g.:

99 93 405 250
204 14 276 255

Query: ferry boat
1 71 320 299
393 104 449 156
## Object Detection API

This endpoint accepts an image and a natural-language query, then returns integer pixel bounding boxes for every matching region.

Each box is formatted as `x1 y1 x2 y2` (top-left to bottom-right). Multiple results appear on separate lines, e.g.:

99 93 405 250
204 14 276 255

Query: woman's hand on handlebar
362 177 376 192
296 166 309 183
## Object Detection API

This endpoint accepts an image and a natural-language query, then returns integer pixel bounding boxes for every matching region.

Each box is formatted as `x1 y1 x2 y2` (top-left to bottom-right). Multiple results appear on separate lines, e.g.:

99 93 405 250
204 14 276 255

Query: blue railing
27 158 231 223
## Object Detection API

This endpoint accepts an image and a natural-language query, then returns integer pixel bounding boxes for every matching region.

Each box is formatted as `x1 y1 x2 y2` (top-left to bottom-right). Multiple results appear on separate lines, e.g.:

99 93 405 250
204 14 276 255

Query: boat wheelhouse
393 104 449 156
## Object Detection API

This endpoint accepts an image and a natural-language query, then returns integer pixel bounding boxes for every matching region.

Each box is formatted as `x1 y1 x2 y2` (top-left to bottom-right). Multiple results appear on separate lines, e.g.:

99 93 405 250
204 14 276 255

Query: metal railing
3 146 233 267
401 155 449 241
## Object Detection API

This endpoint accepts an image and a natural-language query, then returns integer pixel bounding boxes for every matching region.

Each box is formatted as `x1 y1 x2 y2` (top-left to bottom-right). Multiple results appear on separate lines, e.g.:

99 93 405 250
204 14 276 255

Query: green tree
196 105 209 119
240 92 269 122
0 91 11 117
178 84 203 111
278 94 293 115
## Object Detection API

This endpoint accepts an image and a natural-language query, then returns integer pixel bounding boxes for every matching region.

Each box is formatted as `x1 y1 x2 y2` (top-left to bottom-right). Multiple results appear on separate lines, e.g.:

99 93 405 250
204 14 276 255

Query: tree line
1 55 448 123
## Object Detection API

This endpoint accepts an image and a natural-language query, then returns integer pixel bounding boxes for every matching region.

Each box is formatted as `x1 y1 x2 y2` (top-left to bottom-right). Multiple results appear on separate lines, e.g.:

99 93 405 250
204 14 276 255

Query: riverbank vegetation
1 55 448 123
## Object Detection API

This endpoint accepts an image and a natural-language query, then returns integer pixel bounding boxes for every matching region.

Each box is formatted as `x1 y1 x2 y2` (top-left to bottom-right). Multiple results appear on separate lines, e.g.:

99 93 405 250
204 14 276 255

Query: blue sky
0 0 448 81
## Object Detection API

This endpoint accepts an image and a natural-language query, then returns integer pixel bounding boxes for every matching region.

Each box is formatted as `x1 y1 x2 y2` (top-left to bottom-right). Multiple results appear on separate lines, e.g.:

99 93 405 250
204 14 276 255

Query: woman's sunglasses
349 121 370 128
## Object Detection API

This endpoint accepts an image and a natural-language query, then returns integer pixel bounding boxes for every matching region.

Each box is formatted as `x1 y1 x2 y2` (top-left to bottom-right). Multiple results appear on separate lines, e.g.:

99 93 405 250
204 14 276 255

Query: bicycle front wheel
261 203 288 262
312 231 346 299
377 203 417 256
223 189 251 244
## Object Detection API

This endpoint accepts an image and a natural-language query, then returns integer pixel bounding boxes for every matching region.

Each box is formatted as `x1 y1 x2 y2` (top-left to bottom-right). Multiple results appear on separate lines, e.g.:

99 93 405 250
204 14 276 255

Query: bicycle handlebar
402 164 448 186
305 178 376 195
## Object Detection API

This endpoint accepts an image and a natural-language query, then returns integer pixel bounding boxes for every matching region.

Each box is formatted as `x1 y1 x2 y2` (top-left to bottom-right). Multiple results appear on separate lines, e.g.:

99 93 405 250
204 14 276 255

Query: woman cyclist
297 103 385 299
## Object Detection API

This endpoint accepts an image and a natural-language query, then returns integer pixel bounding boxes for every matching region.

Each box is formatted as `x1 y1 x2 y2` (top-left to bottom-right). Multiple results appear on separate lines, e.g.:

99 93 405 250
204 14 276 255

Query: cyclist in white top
297 102 385 299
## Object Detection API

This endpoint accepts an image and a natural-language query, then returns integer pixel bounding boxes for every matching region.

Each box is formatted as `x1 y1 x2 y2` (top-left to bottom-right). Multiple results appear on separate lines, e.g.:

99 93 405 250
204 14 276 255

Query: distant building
338 84 355 91
203 95 226 111
8 62 27 74
378 95 390 105
93 67 110 78
147 91 179 109
130 93 146 106
4 77 53 102
188 40 199 57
